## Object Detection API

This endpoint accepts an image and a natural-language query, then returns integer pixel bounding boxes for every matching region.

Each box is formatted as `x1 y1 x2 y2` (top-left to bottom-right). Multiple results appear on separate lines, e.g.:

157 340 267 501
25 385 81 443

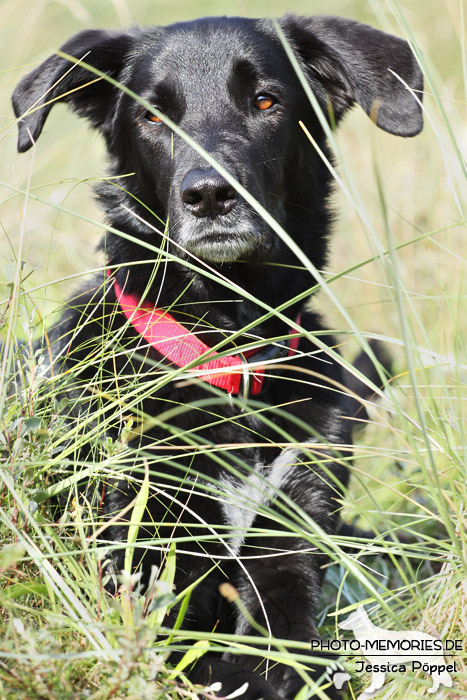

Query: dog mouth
176 222 263 264
188 232 260 263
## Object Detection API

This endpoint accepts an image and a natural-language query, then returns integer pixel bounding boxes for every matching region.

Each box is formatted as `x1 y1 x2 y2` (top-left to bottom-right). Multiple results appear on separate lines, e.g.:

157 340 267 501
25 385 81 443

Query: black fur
12 15 423 699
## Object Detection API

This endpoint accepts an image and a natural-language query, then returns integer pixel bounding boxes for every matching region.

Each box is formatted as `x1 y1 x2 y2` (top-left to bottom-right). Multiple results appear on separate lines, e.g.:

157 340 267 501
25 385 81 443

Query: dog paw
191 658 282 699
206 681 250 699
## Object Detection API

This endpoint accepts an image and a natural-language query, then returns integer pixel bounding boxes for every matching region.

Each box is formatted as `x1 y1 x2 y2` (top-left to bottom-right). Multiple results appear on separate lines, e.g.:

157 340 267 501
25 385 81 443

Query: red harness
113 276 300 397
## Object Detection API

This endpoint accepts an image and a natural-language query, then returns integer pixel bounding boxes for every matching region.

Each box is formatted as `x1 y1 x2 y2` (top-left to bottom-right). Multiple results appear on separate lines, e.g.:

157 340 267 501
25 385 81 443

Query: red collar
113 277 300 397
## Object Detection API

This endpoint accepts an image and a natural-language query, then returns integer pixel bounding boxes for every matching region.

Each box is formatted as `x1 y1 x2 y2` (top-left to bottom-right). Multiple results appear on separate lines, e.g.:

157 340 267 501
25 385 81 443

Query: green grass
1 0 466 698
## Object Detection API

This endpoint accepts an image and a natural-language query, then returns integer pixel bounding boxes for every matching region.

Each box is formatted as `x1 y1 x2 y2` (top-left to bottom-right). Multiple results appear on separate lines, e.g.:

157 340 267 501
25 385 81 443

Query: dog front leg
222 458 345 699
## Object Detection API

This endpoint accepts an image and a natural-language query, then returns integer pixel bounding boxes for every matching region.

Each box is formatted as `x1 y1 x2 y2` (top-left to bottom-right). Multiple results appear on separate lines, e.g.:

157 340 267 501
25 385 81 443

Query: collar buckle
239 339 291 406
239 355 251 410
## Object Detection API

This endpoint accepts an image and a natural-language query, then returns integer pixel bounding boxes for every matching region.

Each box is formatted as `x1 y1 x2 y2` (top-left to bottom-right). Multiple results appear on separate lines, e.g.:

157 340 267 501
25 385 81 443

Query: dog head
12 16 423 269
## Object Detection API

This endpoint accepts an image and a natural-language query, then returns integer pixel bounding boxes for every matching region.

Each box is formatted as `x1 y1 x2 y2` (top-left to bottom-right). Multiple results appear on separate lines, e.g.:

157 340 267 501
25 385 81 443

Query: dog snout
180 168 237 218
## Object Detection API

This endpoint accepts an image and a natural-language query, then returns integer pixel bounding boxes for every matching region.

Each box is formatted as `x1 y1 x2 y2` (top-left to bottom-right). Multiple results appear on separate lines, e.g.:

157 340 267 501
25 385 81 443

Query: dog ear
12 29 135 152
280 15 423 137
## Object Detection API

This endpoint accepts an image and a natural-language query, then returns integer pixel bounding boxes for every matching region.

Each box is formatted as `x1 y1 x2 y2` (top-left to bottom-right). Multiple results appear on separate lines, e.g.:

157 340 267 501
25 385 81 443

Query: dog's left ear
280 15 423 137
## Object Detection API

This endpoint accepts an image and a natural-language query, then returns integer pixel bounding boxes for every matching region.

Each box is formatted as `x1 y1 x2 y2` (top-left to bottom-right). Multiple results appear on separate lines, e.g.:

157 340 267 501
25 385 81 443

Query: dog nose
180 168 237 218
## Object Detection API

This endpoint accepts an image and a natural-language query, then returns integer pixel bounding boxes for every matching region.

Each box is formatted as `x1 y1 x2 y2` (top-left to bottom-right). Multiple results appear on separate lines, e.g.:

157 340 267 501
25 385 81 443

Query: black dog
12 15 423 699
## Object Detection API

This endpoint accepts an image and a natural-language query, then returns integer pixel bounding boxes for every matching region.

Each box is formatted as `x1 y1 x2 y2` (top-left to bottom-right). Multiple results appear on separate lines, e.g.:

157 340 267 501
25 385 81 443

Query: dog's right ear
12 29 135 152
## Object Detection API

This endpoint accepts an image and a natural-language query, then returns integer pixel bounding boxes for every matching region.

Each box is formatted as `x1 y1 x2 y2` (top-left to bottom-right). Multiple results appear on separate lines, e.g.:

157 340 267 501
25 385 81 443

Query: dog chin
183 233 260 264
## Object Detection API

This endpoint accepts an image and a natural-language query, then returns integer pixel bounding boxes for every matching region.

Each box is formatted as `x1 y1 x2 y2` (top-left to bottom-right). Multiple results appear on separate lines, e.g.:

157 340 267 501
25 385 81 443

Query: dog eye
144 110 163 123
253 94 276 111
